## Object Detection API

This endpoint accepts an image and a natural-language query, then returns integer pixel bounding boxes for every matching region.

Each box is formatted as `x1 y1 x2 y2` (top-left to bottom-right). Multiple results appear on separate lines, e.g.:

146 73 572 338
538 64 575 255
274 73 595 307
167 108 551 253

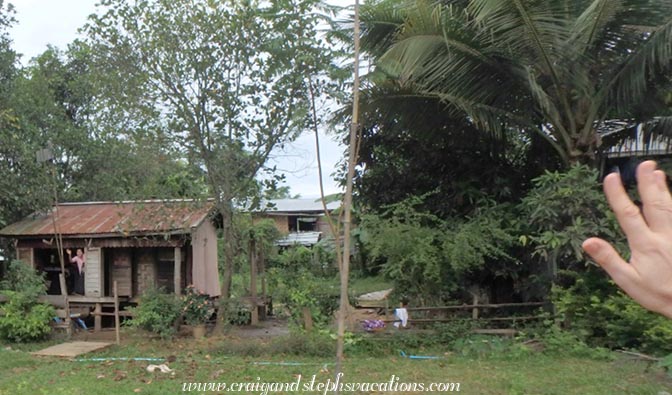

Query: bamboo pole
335 0 361 384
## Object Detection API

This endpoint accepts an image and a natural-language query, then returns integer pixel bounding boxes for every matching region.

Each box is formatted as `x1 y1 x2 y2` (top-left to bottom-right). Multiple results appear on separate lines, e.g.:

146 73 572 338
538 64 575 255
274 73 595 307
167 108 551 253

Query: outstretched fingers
637 161 672 232
603 172 652 244
582 237 642 299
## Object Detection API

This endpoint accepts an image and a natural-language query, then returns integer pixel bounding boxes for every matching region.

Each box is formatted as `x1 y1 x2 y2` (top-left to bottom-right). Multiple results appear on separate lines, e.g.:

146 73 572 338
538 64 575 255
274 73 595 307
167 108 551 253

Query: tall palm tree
357 0 672 164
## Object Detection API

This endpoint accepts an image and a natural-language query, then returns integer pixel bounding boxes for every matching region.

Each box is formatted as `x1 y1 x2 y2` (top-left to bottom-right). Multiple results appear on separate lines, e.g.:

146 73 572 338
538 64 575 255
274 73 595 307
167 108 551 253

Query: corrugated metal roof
600 118 672 158
276 231 322 246
0 200 214 238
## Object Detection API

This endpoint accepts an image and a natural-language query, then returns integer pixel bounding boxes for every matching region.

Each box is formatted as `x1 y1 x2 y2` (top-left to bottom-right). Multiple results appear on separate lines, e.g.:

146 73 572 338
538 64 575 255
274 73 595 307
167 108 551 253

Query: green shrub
267 267 339 327
226 299 251 326
360 194 521 303
269 244 337 277
0 291 55 342
0 260 47 299
0 260 54 343
532 325 613 360
432 321 479 346
550 270 672 356
125 288 181 339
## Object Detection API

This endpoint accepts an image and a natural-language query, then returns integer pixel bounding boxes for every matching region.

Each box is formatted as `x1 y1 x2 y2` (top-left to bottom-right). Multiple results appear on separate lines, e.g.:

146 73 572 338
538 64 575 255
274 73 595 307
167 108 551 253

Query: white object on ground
146 364 173 373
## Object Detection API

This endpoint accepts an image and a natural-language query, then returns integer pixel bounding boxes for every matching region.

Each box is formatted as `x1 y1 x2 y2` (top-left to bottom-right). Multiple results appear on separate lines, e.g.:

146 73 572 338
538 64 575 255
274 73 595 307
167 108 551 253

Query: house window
288 216 318 232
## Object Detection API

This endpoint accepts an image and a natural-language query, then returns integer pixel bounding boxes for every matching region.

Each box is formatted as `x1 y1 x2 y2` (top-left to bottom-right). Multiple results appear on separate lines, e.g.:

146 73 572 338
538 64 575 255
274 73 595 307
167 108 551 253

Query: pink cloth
70 255 85 274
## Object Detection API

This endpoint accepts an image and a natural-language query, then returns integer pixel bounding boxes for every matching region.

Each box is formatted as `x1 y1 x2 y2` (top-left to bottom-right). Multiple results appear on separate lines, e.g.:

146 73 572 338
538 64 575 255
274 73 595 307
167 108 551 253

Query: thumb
582 237 638 291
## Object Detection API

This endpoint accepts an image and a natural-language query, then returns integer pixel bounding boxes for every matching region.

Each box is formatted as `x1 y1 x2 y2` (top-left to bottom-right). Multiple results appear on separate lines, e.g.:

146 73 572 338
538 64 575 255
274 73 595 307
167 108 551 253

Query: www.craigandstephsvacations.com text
182 373 461 394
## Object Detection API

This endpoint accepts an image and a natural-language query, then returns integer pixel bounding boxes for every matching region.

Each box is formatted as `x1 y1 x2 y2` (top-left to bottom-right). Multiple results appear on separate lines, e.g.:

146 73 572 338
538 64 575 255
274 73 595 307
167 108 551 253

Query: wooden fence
381 301 547 328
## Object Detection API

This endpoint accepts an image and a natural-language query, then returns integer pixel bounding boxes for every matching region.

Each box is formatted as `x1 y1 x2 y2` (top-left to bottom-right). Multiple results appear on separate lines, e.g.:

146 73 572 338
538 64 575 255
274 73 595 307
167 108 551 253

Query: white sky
9 0 347 199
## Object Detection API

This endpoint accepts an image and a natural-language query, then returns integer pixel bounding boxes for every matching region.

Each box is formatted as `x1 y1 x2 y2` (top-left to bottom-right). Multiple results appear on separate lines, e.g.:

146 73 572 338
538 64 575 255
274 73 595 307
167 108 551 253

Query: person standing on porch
66 248 85 295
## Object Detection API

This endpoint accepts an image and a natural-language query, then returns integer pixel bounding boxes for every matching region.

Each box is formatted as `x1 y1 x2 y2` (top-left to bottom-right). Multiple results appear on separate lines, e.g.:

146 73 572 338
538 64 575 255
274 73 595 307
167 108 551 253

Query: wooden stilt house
0 200 221 300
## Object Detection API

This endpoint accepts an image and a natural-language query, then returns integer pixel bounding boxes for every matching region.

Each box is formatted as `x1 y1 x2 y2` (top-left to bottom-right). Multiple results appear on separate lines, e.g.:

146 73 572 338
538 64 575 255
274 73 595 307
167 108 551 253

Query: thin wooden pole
249 239 259 326
472 294 479 320
59 273 71 339
174 247 182 296
114 280 120 345
259 246 267 320
385 297 390 320
335 0 361 385
94 303 102 332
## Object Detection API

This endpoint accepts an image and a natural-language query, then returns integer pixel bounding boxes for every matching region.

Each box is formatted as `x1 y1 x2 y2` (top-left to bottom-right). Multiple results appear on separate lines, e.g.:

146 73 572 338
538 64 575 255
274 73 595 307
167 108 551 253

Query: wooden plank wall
110 249 132 297
84 247 103 297
17 248 34 267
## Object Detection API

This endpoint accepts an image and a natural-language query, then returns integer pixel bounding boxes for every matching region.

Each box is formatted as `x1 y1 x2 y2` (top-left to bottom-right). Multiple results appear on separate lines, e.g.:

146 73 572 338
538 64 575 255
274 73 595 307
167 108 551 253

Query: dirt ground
70 316 291 343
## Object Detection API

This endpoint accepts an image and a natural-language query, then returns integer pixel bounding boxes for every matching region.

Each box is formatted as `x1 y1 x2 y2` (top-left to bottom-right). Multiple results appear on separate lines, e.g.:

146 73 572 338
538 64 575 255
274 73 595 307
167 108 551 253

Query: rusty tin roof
0 200 214 238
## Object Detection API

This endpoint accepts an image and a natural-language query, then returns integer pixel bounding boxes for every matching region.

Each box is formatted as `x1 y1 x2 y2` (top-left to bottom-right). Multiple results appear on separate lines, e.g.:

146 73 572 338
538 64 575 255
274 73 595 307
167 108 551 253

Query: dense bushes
357 164 672 355
125 287 182 339
267 266 340 327
0 291 55 342
359 195 520 304
0 260 55 342
553 272 672 355
266 242 342 328
520 166 672 355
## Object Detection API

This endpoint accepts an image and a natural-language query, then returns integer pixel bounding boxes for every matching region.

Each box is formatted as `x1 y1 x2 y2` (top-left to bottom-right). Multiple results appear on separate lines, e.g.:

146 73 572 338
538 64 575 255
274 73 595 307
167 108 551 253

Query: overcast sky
9 0 346 199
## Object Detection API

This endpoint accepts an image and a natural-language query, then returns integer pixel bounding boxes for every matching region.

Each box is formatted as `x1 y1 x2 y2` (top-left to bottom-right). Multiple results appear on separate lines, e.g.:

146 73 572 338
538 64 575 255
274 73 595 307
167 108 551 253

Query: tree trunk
214 200 235 334
249 238 259 326
567 133 600 167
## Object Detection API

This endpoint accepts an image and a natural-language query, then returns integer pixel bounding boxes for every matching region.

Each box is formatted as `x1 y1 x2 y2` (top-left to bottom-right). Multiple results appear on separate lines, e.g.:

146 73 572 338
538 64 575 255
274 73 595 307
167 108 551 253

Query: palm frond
569 0 621 56
523 65 567 142
359 0 412 57
468 0 571 61
602 18 672 114
372 3 509 107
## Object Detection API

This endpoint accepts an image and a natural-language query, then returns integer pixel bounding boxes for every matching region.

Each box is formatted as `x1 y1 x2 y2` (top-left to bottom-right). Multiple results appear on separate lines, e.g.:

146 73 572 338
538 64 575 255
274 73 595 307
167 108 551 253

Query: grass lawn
1 330 671 395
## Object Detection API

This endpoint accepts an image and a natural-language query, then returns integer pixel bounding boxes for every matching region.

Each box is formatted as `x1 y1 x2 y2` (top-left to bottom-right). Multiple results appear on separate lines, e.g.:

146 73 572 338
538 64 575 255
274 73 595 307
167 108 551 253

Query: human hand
583 161 672 318
66 249 71 255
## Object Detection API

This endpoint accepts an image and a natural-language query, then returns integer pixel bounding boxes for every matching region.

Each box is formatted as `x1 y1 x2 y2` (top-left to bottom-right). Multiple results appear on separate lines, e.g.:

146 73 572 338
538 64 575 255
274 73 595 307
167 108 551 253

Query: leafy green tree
360 194 520 303
83 0 343 328
520 165 626 279
265 185 301 200
356 0 672 164
18 46 209 201
352 103 547 218
0 4 59 253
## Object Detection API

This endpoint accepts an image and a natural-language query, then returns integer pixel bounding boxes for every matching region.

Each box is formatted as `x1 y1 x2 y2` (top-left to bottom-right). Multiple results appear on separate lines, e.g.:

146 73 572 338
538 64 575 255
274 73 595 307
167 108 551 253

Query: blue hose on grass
399 350 442 360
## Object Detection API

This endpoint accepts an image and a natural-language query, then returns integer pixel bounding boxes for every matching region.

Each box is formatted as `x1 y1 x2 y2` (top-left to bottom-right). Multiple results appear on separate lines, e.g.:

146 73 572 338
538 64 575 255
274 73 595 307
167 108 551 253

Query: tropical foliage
0 261 55 342
125 288 182 339
355 0 672 164
359 194 520 303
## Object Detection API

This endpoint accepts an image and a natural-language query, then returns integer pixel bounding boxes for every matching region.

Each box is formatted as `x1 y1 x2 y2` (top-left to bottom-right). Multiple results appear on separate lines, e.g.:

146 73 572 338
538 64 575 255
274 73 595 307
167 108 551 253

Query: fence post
114 280 120 345
472 294 479 320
